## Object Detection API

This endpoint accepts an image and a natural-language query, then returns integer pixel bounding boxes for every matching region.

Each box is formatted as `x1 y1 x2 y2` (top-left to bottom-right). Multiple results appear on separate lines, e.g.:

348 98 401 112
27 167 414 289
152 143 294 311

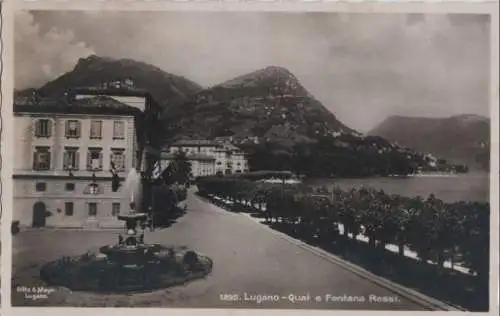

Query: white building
13 102 138 228
12 85 162 229
158 153 216 178
164 139 249 177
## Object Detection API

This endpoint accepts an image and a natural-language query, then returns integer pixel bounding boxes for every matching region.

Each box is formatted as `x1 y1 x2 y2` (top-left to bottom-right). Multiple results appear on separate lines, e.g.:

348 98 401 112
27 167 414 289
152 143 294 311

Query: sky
15 10 491 132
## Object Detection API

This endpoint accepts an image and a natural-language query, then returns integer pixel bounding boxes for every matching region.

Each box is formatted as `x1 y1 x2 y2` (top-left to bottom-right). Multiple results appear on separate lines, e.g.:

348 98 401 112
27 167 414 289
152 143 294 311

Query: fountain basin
40 245 213 293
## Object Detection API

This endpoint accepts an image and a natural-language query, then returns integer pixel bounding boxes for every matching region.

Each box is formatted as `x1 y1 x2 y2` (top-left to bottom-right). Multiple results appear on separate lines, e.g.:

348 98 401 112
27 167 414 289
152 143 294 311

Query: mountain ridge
14 55 479 175
16 55 486 172
163 65 357 143
369 114 490 170
16 55 204 108
16 56 357 146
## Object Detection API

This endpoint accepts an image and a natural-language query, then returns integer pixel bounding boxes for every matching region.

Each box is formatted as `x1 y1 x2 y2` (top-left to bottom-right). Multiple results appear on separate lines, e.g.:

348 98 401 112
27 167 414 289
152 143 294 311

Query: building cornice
13 104 142 116
13 174 126 181
14 112 135 119
71 87 151 98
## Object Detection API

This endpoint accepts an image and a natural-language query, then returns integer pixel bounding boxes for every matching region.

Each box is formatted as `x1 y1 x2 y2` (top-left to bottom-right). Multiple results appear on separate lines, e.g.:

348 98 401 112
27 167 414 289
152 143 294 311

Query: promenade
12 190 428 310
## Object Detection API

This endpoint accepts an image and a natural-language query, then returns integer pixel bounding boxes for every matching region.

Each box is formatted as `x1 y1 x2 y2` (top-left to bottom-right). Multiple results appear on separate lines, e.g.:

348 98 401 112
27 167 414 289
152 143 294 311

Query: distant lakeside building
12 80 162 229
155 139 249 179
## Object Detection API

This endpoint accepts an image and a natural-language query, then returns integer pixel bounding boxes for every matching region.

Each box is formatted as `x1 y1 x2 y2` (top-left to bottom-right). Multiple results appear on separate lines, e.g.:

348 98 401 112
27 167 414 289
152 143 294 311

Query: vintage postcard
1 0 498 315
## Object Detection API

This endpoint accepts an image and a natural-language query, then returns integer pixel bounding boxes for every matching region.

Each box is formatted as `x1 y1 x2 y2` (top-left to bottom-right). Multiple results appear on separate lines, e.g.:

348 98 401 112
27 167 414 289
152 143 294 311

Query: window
87 148 103 171
112 203 121 216
113 121 125 139
110 149 126 171
63 147 80 170
35 182 46 192
84 183 102 195
88 203 98 217
65 120 81 138
33 147 51 170
90 120 103 139
65 202 74 216
65 183 75 191
34 119 52 137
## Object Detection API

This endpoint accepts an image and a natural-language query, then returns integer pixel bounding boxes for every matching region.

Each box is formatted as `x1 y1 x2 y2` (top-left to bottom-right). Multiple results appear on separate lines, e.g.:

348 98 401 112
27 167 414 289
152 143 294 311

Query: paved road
12 190 426 310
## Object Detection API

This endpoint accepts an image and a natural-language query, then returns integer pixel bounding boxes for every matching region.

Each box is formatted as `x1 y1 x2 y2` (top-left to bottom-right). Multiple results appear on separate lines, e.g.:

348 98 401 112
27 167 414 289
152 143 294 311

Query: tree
163 151 192 185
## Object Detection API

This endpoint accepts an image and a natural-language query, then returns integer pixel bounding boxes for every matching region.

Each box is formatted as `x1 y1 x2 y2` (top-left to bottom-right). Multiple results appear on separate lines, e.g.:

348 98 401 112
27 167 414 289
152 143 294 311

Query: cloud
17 11 490 131
14 10 95 90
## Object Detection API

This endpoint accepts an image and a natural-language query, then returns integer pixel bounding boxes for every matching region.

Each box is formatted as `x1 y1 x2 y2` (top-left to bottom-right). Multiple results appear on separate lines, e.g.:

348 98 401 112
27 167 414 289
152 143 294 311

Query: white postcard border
1 1 498 316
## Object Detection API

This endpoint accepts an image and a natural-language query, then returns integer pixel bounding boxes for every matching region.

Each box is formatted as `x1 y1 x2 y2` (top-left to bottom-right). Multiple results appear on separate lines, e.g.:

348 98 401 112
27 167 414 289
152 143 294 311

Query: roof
223 143 240 150
160 153 216 161
171 140 218 147
70 86 152 99
14 96 142 116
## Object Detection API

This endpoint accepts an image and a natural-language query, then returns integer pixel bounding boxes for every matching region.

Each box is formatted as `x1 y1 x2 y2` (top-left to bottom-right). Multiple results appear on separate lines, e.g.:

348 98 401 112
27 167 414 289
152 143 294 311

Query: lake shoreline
302 172 489 203
301 171 489 181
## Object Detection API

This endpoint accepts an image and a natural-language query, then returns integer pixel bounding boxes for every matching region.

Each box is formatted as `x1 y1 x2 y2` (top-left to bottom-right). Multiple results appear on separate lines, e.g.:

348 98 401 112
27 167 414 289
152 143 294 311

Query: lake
304 172 489 203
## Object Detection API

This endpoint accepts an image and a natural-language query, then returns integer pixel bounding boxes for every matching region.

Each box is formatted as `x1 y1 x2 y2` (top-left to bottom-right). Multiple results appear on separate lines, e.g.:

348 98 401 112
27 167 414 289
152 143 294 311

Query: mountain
164 66 357 145
13 56 454 176
369 114 490 170
15 55 203 107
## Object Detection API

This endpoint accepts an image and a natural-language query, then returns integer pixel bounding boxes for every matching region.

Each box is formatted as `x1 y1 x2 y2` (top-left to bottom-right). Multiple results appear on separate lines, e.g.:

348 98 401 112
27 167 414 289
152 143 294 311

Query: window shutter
76 121 81 137
33 152 37 170
121 153 126 170
99 152 103 170
47 120 53 137
75 152 80 170
34 120 40 137
63 152 69 170
98 121 102 137
91 121 101 138
87 151 92 170
110 153 114 169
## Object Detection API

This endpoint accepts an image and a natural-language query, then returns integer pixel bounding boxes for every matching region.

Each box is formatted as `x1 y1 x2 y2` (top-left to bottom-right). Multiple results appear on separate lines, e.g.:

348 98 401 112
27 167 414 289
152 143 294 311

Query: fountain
39 169 213 293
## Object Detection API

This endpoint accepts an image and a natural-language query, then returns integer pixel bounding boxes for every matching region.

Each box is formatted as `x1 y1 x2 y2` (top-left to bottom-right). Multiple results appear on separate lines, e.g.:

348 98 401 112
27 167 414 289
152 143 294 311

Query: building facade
158 153 216 178
13 103 140 228
165 139 249 177
71 83 164 214
12 81 163 229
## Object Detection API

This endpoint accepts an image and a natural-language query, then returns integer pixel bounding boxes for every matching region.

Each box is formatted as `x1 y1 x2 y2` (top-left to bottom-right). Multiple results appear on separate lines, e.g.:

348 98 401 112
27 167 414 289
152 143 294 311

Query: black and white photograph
9 6 496 313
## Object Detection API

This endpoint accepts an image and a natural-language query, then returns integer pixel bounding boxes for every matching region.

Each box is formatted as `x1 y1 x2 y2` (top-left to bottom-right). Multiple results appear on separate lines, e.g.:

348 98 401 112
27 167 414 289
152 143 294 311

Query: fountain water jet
123 168 143 212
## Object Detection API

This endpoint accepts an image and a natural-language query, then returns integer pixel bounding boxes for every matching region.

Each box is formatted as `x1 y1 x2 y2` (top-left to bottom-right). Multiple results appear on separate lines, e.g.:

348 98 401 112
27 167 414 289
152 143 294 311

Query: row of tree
196 177 490 281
